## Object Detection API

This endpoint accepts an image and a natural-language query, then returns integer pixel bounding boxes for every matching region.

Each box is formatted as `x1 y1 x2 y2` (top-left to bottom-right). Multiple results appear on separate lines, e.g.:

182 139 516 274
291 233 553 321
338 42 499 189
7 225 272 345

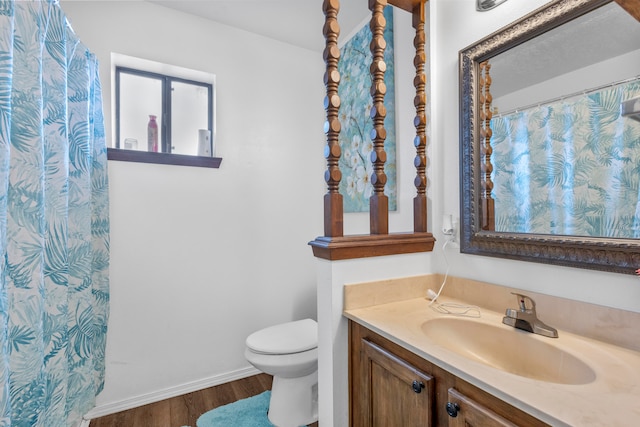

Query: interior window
115 67 213 156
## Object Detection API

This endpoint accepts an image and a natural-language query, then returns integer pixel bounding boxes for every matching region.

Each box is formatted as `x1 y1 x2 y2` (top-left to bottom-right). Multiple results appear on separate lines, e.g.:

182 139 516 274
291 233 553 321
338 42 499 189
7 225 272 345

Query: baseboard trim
82 366 261 420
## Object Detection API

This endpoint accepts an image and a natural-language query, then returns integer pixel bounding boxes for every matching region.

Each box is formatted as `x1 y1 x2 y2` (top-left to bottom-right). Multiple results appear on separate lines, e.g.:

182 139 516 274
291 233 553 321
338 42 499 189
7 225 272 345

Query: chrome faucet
502 293 558 338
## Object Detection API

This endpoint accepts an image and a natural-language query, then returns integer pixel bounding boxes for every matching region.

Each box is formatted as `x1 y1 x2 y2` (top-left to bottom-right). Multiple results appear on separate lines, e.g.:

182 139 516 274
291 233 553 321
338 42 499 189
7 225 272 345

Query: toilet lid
246 319 317 355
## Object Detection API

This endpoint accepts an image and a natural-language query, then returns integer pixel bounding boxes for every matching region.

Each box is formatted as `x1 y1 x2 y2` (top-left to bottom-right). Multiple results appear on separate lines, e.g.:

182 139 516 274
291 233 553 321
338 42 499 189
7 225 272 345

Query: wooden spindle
322 0 344 237
480 61 495 231
368 0 389 235
310 0 435 261
411 0 427 232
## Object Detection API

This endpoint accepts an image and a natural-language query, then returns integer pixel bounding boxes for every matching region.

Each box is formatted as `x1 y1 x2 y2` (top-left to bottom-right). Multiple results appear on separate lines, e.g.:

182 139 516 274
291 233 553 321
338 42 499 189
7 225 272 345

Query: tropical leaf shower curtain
0 1 109 426
491 79 640 238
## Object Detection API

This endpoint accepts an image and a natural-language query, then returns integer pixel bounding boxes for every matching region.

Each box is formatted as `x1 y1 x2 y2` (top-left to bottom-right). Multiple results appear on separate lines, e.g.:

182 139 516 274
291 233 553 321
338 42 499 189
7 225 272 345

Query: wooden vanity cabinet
446 388 518 427
355 338 434 426
349 321 549 427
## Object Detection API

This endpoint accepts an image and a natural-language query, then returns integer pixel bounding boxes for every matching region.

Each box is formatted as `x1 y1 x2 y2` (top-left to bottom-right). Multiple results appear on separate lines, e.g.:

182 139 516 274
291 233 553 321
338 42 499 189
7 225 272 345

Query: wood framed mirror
459 0 640 274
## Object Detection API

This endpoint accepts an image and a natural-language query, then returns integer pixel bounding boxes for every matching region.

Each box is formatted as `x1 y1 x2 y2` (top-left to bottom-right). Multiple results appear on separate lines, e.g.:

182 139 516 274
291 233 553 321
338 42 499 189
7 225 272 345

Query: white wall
62 1 326 415
316 254 434 427
430 0 640 314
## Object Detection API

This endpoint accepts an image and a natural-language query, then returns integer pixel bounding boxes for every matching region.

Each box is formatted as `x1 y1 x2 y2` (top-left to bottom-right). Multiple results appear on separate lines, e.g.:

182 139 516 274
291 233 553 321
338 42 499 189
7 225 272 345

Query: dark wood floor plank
90 408 128 427
200 379 236 409
168 392 192 426
130 402 154 427
184 390 207 426
230 373 270 400
148 398 172 427
256 372 273 391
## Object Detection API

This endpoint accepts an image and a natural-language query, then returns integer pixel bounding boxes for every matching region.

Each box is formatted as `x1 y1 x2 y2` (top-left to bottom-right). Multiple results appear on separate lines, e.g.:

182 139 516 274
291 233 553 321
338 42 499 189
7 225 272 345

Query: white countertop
344 295 640 426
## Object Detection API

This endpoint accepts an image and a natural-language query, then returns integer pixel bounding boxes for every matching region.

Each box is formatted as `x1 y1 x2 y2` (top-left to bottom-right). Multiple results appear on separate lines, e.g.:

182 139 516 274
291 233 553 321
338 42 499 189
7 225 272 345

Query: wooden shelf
107 148 222 168
389 0 425 13
309 232 435 260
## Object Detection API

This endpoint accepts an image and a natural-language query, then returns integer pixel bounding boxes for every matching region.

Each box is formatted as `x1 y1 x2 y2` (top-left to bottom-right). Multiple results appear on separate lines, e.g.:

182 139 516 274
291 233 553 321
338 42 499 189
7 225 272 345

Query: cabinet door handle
412 380 425 393
446 401 460 417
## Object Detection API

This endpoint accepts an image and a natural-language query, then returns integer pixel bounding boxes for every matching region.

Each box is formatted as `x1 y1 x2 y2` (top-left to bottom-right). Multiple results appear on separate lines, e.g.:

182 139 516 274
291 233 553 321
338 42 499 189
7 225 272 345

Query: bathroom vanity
343 275 640 426
350 321 547 426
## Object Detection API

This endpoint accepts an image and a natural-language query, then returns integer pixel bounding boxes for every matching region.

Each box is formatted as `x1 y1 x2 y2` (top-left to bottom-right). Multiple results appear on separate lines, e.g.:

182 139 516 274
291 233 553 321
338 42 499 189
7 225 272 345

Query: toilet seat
246 318 317 355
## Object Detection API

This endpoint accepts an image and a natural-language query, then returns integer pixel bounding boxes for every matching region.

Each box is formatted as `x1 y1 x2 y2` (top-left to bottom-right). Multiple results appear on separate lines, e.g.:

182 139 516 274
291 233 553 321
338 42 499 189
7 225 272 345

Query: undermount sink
420 317 596 385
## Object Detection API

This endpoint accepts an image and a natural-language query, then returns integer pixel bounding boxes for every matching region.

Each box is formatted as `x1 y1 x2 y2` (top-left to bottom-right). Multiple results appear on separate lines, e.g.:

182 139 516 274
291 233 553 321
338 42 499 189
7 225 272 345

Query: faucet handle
511 292 536 312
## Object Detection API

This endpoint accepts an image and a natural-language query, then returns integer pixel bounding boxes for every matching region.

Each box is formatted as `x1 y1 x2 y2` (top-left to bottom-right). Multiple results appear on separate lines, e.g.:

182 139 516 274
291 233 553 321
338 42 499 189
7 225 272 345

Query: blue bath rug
196 390 308 427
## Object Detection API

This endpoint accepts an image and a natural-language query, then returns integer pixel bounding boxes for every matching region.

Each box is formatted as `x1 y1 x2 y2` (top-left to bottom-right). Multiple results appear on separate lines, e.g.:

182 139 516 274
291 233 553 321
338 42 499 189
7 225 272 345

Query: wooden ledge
107 148 222 168
309 232 435 260
615 0 640 22
389 0 425 14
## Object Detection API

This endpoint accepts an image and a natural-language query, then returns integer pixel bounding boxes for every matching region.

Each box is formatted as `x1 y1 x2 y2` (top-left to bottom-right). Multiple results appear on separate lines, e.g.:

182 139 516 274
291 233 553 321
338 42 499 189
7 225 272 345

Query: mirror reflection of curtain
0 1 110 425
491 79 640 238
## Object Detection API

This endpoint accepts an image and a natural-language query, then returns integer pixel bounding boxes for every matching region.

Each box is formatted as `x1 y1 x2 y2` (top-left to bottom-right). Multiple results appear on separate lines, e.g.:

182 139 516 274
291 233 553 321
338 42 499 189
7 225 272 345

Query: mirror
459 0 640 274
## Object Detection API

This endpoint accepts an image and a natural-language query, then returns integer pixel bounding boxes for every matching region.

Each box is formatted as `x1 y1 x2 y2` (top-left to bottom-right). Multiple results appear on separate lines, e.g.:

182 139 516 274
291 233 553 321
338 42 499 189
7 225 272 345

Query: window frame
108 54 221 168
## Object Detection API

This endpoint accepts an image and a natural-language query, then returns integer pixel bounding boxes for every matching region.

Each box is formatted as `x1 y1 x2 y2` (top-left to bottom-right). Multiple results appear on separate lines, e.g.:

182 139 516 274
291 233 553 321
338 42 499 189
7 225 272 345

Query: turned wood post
322 0 344 237
310 0 436 260
369 0 390 235
412 1 428 232
479 61 495 231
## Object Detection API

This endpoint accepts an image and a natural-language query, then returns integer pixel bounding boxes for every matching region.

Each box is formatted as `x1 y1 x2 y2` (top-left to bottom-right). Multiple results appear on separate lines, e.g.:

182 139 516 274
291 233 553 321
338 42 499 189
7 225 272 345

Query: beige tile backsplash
344 274 640 352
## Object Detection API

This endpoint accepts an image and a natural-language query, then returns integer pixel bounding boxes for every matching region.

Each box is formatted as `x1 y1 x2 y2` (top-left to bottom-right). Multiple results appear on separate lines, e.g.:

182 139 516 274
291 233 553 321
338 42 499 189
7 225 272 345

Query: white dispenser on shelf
197 129 212 157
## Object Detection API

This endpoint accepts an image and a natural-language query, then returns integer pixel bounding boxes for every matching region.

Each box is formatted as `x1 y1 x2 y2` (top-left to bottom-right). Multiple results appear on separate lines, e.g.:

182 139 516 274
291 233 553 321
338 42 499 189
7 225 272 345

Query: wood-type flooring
89 373 319 427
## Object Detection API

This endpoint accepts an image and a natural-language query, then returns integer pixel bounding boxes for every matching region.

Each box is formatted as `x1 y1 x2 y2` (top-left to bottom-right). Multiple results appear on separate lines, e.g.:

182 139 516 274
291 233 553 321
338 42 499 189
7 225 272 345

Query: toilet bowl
245 319 318 427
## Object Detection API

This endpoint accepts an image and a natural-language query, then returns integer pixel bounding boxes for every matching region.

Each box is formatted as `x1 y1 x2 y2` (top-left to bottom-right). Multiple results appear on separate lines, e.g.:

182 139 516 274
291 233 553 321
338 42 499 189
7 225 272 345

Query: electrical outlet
442 214 454 235
449 217 459 247
443 214 459 247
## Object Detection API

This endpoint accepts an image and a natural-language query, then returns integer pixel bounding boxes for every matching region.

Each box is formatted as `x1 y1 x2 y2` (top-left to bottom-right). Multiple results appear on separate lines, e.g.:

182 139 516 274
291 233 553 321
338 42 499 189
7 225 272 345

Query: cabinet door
359 339 433 427
446 388 519 427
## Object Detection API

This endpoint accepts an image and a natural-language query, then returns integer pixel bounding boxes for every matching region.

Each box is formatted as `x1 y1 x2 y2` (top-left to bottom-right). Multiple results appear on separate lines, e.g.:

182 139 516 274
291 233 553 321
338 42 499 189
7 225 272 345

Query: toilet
245 318 318 427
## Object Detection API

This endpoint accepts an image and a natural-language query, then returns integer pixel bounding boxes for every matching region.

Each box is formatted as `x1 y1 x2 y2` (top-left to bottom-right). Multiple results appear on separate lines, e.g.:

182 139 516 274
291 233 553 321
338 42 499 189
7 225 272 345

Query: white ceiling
147 0 371 52
145 1 640 96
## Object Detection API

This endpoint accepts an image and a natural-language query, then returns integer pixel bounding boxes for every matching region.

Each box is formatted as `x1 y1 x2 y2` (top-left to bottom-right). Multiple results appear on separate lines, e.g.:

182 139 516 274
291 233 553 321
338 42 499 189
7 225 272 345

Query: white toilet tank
246 318 317 355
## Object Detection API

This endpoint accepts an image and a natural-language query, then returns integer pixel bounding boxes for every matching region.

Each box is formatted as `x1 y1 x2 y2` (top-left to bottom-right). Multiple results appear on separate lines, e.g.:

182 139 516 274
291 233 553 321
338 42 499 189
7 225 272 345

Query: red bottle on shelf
147 115 158 152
